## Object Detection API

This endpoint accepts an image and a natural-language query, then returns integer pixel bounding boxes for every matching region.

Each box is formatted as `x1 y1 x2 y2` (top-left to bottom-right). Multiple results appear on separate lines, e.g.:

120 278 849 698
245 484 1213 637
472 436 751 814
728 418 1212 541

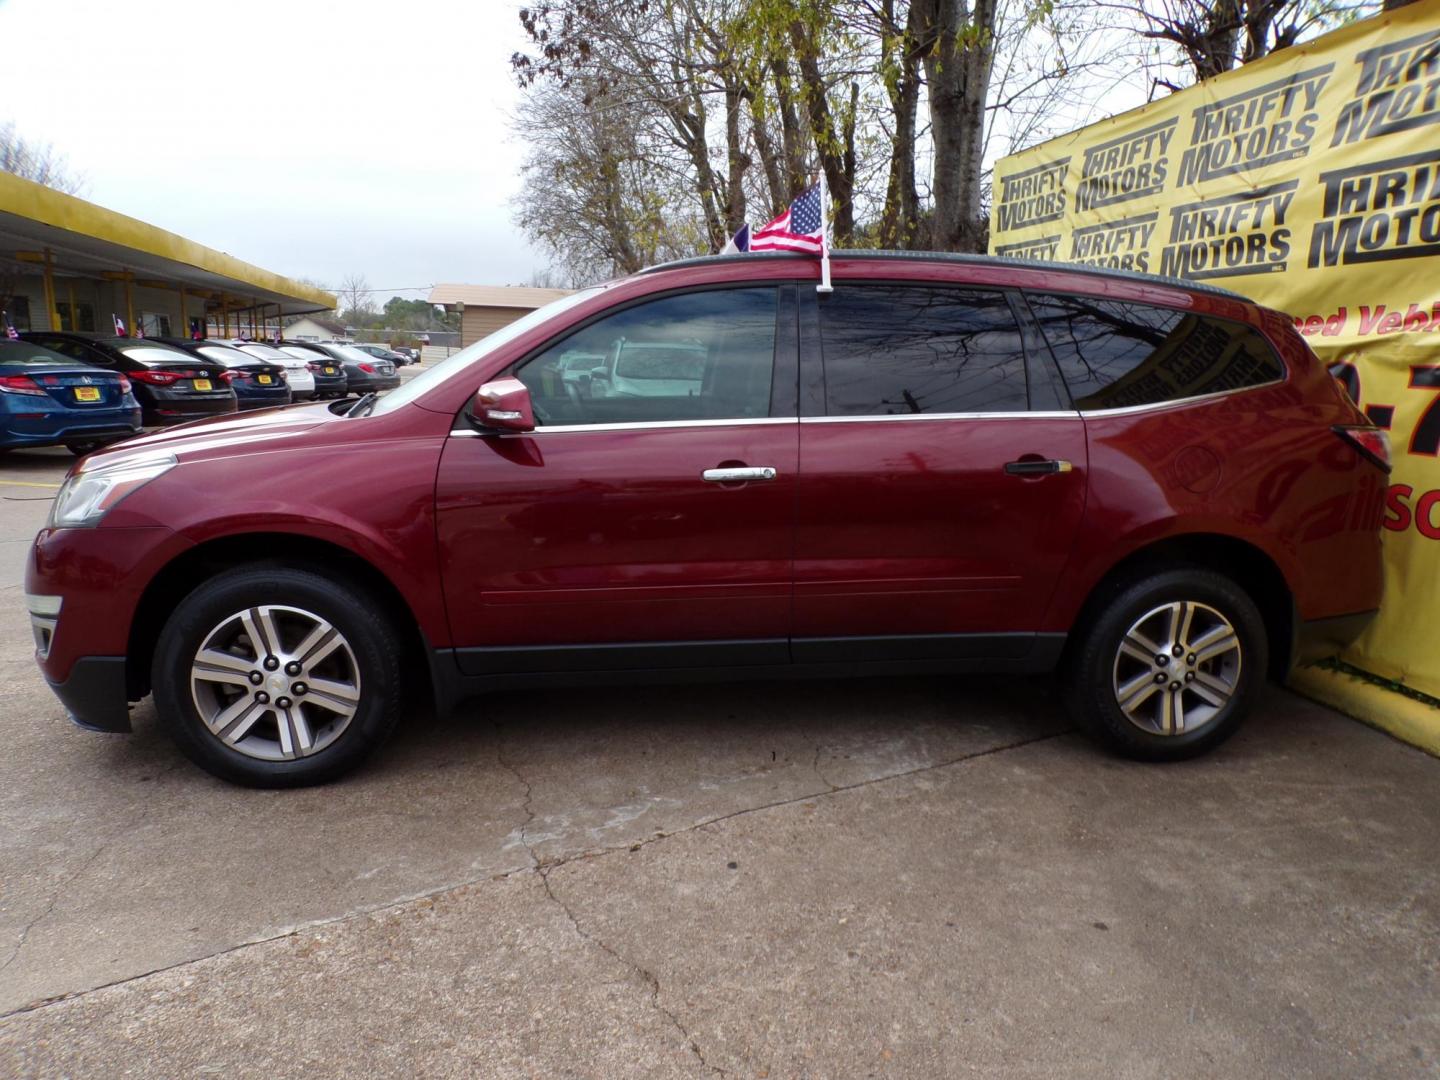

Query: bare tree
337 273 375 325
1098 0 1374 90
514 75 705 282
0 122 87 196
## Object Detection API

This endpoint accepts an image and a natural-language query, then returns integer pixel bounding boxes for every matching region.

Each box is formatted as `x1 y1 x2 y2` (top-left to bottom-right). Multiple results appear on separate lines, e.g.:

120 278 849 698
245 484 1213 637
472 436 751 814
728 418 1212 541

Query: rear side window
818 286 1027 415
1025 293 1284 411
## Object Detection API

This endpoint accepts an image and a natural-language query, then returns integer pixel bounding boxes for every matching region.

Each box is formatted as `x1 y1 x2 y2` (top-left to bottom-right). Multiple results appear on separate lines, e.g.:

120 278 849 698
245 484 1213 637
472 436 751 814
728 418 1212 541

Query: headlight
49 455 177 528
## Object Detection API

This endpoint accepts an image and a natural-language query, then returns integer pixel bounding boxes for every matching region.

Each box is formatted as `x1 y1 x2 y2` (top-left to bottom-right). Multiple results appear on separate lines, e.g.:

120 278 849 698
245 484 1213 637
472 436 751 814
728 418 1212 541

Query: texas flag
113 314 126 336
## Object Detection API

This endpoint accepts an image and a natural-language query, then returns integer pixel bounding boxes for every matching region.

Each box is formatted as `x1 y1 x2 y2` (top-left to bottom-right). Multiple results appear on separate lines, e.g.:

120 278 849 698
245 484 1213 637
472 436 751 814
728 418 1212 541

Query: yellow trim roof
0 170 336 311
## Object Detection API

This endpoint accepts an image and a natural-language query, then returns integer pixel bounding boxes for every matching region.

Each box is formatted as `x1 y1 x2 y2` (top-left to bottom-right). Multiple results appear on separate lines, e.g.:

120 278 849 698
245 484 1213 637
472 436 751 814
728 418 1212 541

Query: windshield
237 344 295 362
0 340 83 367
118 344 196 366
328 344 385 364
281 346 324 363
370 287 601 417
197 345 254 368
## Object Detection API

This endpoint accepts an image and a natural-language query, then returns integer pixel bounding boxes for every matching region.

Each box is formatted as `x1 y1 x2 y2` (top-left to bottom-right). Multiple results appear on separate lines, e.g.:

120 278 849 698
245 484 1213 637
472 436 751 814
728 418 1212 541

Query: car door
792 282 1087 664
436 284 799 676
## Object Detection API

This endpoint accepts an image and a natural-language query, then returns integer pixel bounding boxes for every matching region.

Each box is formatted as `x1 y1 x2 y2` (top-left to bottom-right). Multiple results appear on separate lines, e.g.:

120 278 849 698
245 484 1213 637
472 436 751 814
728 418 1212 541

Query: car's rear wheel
152 566 404 787
1064 568 1267 760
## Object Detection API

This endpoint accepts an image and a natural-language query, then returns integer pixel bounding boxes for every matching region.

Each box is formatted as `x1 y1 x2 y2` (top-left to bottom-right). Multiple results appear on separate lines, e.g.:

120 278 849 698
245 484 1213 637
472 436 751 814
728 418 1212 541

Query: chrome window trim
1076 378 1286 418
800 410 1078 423
450 416 799 437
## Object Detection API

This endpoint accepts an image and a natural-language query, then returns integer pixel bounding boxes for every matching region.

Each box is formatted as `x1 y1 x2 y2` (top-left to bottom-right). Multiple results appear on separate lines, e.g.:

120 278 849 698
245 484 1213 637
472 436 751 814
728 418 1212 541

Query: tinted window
515 288 777 426
25 337 94 362
817 286 1027 415
1026 294 1285 411
0 340 84 367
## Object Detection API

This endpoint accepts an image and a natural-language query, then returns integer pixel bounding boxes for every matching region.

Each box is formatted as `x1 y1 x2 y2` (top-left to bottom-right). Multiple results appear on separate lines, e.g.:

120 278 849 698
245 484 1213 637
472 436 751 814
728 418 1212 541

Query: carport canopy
0 170 335 326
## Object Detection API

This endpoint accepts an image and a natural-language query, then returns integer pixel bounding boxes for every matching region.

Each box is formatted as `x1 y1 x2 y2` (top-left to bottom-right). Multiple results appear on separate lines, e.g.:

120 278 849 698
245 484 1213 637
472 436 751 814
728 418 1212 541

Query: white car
228 341 316 400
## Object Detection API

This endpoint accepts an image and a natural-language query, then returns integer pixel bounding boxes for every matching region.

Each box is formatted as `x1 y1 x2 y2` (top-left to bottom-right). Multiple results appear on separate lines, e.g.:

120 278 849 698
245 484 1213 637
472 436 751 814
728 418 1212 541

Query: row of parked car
0 333 408 454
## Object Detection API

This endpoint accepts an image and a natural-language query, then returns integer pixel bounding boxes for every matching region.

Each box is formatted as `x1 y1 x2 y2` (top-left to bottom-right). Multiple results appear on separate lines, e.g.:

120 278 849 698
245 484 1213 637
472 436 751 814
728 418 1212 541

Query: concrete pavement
0 444 1436 1078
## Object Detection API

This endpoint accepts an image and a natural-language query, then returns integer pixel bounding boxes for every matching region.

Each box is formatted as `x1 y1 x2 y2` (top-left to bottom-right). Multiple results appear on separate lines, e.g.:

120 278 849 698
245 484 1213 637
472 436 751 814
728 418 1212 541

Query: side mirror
472 377 535 433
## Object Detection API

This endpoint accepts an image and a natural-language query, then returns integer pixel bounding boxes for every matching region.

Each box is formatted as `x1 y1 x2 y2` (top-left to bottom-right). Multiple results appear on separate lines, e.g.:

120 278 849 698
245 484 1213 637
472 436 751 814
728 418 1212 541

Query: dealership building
0 171 334 339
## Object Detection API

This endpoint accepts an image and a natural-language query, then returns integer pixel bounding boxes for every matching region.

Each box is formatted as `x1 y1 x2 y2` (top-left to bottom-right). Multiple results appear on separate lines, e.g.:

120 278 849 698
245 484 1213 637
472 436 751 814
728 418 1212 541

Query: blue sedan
0 339 142 455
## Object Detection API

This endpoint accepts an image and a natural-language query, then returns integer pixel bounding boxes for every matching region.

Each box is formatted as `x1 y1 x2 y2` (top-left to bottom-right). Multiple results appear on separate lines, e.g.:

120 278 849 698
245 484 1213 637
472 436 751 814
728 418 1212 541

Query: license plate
257 374 272 384
324 367 336 375
193 378 212 391
73 386 101 402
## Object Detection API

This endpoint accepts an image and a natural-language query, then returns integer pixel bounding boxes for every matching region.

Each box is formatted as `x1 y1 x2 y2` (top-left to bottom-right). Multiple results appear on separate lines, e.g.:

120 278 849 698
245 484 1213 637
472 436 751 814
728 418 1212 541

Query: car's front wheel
152 566 404 787
1064 567 1267 760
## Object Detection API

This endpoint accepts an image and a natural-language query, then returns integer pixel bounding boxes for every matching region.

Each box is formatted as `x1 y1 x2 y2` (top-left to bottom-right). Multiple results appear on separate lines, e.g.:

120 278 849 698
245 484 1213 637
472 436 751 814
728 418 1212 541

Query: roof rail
638 249 1248 301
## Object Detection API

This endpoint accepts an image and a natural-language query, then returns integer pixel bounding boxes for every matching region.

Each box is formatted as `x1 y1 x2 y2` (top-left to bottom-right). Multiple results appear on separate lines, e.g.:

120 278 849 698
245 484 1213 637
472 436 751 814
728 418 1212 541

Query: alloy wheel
189 604 361 761
1111 600 1242 737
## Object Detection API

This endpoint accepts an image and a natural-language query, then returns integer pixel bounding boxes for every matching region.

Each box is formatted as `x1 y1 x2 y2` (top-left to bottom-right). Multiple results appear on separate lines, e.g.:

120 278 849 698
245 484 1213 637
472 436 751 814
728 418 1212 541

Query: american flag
751 183 824 254
113 314 126 336
134 320 145 339
3 312 17 340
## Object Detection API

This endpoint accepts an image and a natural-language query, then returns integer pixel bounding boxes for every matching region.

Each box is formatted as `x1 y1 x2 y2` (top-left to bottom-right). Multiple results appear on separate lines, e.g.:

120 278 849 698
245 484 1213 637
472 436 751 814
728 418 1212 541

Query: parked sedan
154 339 290 411
350 342 411 366
282 340 400 395
0 338 141 454
278 345 347 398
228 341 316 400
20 332 238 426
153 339 290 411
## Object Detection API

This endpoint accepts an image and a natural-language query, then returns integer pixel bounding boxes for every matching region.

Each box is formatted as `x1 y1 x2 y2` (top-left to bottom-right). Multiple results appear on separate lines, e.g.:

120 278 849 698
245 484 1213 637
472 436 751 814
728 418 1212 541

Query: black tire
1063 567 1267 761
68 442 103 457
152 566 404 787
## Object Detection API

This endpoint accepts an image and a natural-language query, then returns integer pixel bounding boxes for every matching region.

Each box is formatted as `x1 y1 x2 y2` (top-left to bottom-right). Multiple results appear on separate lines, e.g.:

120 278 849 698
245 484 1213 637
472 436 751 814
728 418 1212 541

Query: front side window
1025 293 1285 411
514 287 778 426
817 286 1028 415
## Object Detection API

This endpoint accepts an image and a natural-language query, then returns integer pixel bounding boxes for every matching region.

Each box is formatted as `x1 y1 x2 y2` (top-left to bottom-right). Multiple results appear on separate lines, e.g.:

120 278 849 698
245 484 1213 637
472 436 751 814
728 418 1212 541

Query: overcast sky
1 0 1164 308
0 0 543 302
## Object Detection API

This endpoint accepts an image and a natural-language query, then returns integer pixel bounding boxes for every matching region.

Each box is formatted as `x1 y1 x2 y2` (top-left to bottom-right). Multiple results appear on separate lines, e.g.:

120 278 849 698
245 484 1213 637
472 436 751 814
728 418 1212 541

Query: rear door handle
1004 459 1073 476
703 466 777 483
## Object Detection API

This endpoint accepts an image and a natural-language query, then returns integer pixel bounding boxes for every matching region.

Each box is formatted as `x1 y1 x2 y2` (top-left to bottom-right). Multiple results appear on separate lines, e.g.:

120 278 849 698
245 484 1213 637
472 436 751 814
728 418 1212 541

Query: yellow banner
990 0 1440 698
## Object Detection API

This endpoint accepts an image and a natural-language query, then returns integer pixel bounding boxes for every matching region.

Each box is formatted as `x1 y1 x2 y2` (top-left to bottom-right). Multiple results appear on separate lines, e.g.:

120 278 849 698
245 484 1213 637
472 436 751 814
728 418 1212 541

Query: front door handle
703 466 777 483
1004 459 1073 476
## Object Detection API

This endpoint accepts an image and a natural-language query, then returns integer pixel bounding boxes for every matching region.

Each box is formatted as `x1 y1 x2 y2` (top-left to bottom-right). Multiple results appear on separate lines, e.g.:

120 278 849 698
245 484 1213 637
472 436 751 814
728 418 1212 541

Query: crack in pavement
0 841 109 978
0 726 1069 1024
0 759 186 977
535 861 725 1077
494 721 723 1076
493 722 538 871
811 742 840 793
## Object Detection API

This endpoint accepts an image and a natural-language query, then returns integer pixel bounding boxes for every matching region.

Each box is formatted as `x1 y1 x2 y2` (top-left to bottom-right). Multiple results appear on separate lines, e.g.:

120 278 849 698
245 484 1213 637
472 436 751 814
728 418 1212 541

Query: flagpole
816 171 833 294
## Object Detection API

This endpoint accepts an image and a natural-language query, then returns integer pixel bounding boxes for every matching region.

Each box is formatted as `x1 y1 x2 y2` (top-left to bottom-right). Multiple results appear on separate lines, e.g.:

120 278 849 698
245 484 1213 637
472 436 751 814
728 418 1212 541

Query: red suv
25 253 1387 786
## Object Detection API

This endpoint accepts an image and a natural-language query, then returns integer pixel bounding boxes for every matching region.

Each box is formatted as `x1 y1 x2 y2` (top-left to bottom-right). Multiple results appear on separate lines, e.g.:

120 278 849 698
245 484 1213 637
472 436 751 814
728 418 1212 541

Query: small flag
189 318 204 340
750 183 824 254
133 319 145 339
113 313 126 336
2 311 17 340
721 223 750 254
